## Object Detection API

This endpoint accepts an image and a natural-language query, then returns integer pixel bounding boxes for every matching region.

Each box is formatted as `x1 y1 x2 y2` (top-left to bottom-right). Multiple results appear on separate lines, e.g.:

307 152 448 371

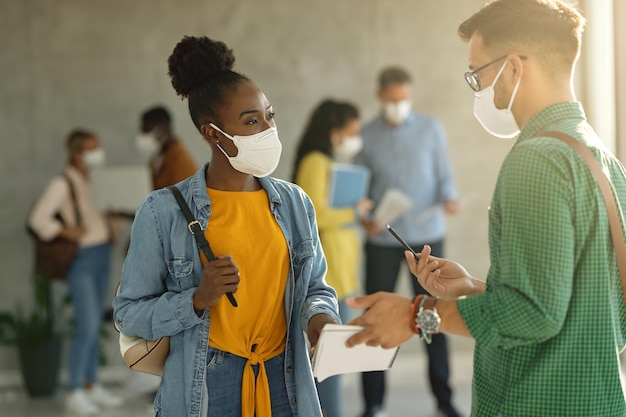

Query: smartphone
385 224 419 259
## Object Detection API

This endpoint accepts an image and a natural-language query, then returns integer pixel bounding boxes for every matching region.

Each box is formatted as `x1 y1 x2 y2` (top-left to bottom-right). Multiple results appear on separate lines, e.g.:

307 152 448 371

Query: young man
347 1 626 416
135 106 197 190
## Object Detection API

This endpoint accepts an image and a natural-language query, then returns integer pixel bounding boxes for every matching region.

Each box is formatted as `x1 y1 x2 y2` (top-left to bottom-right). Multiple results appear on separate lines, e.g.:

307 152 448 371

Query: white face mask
209 124 282 177
135 131 160 157
333 135 363 162
383 100 412 125
473 60 521 139
83 148 106 168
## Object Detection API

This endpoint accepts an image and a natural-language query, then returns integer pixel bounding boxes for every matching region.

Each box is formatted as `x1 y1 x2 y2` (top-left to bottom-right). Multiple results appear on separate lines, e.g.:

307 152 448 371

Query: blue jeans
66 243 111 390
317 298 354 417
204 347 293 417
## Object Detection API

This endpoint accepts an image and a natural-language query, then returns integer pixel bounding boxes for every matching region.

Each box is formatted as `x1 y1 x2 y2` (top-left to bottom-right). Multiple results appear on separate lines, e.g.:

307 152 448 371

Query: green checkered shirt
458 102 626 416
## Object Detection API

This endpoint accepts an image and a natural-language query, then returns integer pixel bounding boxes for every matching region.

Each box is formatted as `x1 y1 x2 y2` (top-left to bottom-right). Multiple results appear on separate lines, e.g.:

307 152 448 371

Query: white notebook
373 188 413 225
91 165 151 212
311 324 399 382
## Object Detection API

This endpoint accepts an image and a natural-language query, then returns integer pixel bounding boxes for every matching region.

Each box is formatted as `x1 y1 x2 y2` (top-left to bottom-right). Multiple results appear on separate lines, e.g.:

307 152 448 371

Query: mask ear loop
206 123 235 159
489 59 521 111
506 62 523 111
507 77 521 111
208 123 235 140
490 60 508 88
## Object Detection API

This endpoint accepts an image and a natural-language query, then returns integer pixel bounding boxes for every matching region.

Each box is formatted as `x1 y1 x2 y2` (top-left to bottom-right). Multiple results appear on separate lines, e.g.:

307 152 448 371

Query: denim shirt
113 163 340 417
354 113 458 245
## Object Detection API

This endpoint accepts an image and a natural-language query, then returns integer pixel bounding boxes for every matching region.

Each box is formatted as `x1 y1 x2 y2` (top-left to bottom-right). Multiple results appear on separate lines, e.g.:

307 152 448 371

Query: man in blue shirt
355 67 461 417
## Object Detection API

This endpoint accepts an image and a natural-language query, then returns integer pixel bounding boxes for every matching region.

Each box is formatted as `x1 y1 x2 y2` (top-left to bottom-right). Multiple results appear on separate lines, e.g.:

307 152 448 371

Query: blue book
328 163 371 208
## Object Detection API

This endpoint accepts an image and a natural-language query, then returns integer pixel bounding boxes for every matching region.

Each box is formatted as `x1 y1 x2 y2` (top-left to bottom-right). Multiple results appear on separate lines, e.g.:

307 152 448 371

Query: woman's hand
360 218 385 237
406 245 483 299
355 198 374 219
59 226 86 242
306 313 339 350
193 255 240 310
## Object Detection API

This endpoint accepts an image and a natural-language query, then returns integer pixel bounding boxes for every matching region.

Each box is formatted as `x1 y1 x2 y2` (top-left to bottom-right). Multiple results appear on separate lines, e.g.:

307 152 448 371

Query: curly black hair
141 105 171 126
167 36 249 129
292 99 359 181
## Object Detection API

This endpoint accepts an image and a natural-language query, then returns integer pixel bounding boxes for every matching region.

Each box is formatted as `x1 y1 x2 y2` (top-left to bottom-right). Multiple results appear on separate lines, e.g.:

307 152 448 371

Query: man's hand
345 292 414 349
360 218 385 237
355 199 374 219
443 199 462 215
406 245 483 299
306 313 339 349
193 255 240 310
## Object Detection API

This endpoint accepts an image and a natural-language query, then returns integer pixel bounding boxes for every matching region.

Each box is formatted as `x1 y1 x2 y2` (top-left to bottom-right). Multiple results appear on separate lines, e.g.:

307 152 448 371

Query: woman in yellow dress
292 99 371 417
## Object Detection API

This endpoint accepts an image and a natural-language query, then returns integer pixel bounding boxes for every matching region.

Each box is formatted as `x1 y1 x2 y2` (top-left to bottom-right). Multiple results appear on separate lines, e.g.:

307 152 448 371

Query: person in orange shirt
135 106 198 190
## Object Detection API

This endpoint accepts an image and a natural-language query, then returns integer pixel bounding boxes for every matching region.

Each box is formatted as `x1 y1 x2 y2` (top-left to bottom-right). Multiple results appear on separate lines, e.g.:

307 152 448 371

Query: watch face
417 309 441 334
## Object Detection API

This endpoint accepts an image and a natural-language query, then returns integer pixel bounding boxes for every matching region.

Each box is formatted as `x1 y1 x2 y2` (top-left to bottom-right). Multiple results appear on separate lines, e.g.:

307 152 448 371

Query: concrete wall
0 0 596 373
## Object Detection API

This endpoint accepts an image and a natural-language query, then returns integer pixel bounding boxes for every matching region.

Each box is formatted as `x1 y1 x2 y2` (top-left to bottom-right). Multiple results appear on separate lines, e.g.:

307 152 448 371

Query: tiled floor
0 336 474 417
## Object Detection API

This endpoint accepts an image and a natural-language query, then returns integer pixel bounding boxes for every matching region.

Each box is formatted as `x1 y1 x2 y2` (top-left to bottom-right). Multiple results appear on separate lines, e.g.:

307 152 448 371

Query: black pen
385 224 419 259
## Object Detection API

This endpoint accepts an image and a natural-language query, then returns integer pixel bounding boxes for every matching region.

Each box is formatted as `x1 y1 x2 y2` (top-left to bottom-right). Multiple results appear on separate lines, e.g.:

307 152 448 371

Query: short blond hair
459 0 586 74
66 129 95 154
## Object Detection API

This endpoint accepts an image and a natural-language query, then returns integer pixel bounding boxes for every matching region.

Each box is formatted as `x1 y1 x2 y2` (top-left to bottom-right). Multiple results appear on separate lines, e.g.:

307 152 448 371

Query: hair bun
168 36 236 98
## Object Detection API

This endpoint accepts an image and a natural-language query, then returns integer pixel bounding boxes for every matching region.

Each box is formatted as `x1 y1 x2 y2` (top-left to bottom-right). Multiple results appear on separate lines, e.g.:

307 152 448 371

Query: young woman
292 100 371 417
29 130 122 415
113 36 339 417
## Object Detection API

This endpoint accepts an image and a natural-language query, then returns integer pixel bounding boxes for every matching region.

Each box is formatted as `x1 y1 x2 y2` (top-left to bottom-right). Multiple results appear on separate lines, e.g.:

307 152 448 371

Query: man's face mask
209 124 282 177
135 130 160 157
383 100 412 126
472 60 521 139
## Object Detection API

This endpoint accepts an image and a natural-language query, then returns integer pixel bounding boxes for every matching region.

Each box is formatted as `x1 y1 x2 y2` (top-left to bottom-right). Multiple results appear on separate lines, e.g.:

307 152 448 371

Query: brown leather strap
538 131 626 303
62 173 82 226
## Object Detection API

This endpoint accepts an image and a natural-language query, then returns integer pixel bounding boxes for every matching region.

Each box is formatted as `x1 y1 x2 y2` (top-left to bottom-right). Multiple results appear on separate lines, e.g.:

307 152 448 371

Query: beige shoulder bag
114 185 225 376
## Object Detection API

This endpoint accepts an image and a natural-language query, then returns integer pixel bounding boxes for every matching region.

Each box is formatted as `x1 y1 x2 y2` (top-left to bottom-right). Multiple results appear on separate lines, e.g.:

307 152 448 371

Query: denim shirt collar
189 163 283 214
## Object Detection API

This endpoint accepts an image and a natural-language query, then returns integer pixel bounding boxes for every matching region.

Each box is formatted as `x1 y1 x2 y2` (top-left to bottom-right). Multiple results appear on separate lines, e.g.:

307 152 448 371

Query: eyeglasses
464 55 527 92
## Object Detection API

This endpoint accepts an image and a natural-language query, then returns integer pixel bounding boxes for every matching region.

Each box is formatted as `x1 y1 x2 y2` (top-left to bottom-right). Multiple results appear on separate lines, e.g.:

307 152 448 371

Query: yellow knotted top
204 187 289 416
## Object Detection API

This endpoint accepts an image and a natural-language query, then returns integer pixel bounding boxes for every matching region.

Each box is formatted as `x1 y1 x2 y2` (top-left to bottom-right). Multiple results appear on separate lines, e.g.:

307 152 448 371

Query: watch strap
410 295 424 335
421 295 437 312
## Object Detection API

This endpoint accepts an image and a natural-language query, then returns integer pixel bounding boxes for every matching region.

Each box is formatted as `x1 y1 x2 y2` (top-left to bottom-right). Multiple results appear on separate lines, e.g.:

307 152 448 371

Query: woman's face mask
209 124 282 177
83 148 106 168
333 135 363 162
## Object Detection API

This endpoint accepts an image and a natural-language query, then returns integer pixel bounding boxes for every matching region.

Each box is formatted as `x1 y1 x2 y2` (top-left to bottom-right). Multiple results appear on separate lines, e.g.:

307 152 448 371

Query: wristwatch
415 296 441 343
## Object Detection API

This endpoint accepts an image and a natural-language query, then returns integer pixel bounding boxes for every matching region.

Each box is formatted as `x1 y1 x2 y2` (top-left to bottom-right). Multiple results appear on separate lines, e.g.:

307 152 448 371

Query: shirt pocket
166 257 195 291
291 238 315 302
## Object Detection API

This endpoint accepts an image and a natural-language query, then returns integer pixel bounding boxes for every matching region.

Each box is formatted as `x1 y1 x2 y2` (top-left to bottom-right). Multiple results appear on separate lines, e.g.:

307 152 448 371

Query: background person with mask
346 1 626 416
292 99 372 417
29 129 122 416
354 67 461 417
135 105 197 190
